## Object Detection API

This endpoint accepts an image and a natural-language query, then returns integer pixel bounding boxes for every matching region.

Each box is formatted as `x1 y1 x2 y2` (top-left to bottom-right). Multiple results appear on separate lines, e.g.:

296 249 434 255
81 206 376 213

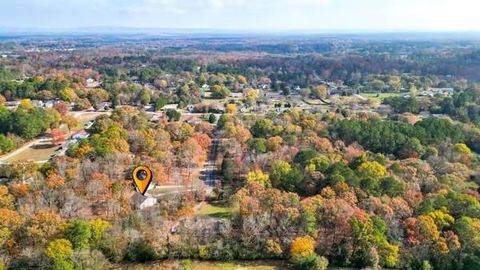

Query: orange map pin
132 165 153 195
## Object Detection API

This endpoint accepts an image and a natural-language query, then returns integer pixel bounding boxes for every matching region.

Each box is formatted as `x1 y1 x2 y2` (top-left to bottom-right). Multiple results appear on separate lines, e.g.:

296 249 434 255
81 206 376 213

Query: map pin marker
132 165 153 195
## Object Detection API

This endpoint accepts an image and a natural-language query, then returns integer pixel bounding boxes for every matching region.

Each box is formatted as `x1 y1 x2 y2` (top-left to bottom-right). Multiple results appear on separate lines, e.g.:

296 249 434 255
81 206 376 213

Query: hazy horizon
1 0 480 32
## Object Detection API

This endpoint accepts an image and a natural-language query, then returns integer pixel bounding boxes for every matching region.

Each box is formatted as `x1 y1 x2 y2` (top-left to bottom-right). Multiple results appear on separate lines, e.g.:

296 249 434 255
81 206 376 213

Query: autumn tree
89 219 110 248
266 136 283 152
18 99 33 110
226 104 237 114
53 102 69 116
311 85 328 99
389 75 403 92
62 114 78 131
0 208 22 230
357 161 386 178
270 160 304 193
0 186 14 209
59 88 78 102
371 79 385 92
245 88 259 105
51 128 66 146
64 220 92 250
246 170 271 188
178 137 206 168
211 85 231 99
237 75 247 84
26 209 64 244
46 172 65 189
290 235 328 270
290 235 315 257
45 239 74 270
137 88 151 105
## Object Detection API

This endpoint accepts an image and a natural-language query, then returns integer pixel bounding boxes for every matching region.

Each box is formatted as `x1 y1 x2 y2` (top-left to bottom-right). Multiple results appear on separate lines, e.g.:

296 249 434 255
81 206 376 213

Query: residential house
86 78 101 88
428 87 454 96
231 92 244 99
132 193 158 210
72 131 90 140
162 104 179 111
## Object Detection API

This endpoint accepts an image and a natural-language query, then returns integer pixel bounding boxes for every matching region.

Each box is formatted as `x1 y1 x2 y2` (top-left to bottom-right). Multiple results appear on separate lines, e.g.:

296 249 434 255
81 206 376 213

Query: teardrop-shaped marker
132 165 153 195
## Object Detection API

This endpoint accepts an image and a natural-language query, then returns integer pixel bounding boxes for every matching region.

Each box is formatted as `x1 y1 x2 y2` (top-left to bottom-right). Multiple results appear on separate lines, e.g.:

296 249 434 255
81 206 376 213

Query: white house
72 131 90 140
162 104 179 110
231 92 244 99
44 100 56 108
86 78 101 88
132 193 158 209
5 101 20 110
428 88 454 96
202 91 212 98
261 84 270 90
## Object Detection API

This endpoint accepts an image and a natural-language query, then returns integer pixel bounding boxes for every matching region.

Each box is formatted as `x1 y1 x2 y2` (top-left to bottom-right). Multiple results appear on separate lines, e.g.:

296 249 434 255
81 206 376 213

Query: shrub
123 240 157 263
208 113 217 123
64 220 92 250
291 254 328 270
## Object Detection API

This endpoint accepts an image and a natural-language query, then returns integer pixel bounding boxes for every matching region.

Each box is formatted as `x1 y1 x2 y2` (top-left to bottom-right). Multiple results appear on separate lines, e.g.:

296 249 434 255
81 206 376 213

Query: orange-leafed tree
26 209 64 244
266 136 283 152
178 137 206 167
53 102 69 116
46 172 65 189
9 183 30 198
0 208 22 230
290 235 316 257
86 172 112 203
191 132 212 151
51 128 66 146
0 186 14 209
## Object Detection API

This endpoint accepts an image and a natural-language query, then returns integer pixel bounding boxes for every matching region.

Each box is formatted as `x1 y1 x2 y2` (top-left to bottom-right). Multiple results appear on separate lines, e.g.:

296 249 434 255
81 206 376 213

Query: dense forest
0 34 478 269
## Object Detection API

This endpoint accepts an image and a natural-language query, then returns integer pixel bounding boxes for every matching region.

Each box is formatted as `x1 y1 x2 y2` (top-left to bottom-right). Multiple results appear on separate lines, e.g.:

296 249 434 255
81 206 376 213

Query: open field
113 260 289 270
197 201 235 220
73 111 109 130
5 141 58 163
360 92 402 101
113 260 358 270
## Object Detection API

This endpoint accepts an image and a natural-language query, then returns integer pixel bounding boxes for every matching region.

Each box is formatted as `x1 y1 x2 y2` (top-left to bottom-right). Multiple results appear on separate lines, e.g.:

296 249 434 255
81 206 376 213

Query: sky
1 0 480 32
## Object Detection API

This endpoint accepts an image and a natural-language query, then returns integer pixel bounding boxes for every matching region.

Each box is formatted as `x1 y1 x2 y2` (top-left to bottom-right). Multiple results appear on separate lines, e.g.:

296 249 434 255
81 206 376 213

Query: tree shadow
31 144 54 150
207 211 231 219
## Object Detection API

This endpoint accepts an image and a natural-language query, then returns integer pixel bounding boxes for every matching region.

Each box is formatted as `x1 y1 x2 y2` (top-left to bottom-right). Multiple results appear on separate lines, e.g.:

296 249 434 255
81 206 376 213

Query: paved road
203 138 219 193
148 136 220 198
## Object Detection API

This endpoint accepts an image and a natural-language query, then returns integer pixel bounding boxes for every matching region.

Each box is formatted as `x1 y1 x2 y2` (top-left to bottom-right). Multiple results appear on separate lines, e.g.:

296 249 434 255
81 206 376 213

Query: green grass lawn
113 260 288 270
179 260 288 270
197 201 235 220
360 92 402 101
112 260 357 270
6 143 58 163
75 113 101 130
